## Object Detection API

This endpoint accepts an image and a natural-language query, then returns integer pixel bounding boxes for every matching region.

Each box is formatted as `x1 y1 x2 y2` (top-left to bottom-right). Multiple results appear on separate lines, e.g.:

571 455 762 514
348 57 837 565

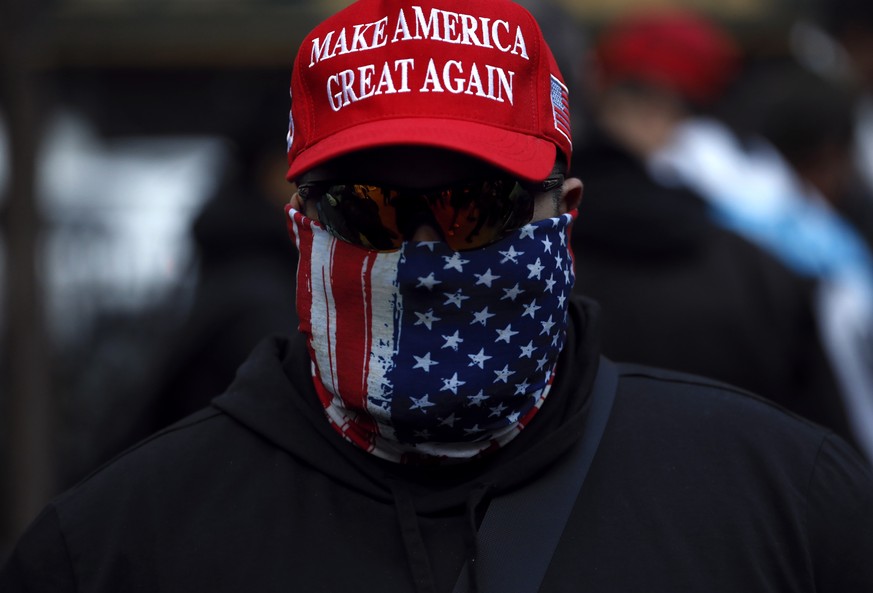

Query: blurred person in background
116 88 299 452
647 10 873 463
571 8 855 453
48 70 299 488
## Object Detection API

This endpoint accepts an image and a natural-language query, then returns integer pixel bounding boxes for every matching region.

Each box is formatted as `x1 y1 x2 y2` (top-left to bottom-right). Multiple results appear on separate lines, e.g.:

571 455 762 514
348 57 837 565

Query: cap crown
286 0 572 182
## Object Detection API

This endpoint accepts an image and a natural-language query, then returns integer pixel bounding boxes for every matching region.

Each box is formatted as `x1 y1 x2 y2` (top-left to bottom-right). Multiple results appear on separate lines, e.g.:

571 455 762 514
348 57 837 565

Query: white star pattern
468 390 489 406
442 373 466 394
472 307 496 326
442 331 464 350
494 365 515 383
501 284 524 301
540 316 556 336
496 324 519 344
468 348 493 369
499 245 524 264
519 224 536 240
522 300 542 319
443 289 470 308
527 257 545 280
541 235 553 254
417 273 442 290
474 268 500 287
439 413 459 428
414 309 441 330
544 275 557 293
412 352 438 372
489 402 508 417
519 341 536 358
443 252 470 272
410 395 435 412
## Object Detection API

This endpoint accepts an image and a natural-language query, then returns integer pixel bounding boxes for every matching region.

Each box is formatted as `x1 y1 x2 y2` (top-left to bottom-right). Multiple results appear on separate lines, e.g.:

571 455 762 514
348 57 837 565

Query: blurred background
2 0 871 558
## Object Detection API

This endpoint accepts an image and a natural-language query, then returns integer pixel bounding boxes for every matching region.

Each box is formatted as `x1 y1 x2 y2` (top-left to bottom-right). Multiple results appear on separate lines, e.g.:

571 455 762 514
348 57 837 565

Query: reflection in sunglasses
299 177 545 252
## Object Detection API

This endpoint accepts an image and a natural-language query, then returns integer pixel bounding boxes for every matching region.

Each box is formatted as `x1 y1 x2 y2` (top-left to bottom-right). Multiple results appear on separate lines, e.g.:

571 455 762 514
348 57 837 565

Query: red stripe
287 207 314 336
328 241 374 412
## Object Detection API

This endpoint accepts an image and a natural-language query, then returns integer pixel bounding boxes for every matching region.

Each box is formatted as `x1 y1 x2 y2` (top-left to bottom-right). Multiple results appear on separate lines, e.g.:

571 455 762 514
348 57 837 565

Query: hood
212 296 602 593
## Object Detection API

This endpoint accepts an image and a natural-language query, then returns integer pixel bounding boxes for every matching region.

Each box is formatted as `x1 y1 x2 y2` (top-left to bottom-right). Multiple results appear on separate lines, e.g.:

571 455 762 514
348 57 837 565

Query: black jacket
3 298 872 592
571 134 855 450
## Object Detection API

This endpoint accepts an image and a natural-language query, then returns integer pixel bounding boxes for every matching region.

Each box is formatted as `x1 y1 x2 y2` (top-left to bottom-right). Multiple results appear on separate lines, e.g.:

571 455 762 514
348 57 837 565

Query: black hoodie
3 297 873 593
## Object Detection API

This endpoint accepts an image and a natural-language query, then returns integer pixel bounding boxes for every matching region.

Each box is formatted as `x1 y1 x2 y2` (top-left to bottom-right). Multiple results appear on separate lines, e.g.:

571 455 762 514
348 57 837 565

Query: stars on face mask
384 215 576 444
441 331 464 350
522 300 542 319
414 309 441 330
474 268 500 287
417 273 442 291
526 258 546 280
443 252 470 272
441 372 466 394
472 307 496 326
501 283 524 302
412 352 438 372
499 245 524 265
495 324 519 344
468 348 493 369
409 394 435 412
443 289 470 308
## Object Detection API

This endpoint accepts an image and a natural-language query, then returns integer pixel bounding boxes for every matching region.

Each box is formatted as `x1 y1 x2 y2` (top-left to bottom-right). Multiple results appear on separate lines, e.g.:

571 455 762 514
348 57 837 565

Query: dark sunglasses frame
298 175 564 252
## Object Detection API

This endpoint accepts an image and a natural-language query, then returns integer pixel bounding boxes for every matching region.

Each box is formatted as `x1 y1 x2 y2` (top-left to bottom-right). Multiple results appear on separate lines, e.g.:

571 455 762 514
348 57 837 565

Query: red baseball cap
594 8 739 106
286 0 573 183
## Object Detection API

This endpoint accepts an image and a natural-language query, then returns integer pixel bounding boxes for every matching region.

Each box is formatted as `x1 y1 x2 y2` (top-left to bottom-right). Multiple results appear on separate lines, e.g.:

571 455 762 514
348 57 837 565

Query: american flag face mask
286 206 577 463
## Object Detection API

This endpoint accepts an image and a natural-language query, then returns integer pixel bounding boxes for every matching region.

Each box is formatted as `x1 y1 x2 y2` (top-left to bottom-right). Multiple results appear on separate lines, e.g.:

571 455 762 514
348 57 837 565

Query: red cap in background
594 8 740 105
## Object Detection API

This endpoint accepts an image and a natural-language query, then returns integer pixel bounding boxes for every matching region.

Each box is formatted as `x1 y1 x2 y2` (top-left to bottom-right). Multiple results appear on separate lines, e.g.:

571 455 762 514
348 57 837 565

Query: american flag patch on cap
550 75 571 145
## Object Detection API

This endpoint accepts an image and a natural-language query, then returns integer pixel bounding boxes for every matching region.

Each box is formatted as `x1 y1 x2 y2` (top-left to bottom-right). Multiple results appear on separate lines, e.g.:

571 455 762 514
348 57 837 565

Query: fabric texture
288 206 576 461
3 297 873 593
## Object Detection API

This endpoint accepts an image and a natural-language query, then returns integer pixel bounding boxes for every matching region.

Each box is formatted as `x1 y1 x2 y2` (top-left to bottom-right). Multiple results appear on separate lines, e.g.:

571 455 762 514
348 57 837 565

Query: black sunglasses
297 175 563 252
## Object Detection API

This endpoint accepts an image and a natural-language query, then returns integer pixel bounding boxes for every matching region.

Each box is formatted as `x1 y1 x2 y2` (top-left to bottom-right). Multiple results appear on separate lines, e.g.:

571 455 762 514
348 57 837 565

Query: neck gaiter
286 206 576 463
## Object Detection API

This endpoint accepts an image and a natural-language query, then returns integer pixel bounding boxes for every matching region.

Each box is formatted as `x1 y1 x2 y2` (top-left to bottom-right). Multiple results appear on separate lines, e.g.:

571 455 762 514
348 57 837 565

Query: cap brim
287 118 557 183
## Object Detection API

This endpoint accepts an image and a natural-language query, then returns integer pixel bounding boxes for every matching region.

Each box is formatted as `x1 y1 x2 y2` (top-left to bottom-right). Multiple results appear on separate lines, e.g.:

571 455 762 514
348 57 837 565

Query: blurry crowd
571 0 873 462
4 0 873 552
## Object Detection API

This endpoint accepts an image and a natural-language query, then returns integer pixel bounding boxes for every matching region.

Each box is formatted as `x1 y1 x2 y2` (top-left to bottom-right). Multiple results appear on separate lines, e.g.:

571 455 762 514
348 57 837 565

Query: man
2 0 872 591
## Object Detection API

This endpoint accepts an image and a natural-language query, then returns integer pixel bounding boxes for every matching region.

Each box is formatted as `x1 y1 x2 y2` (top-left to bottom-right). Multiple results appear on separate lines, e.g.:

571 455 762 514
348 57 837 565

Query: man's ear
559 177 584 214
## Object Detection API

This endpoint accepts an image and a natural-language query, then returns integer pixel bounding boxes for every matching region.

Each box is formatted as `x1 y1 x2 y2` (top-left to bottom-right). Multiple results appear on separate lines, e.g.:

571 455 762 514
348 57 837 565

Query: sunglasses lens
318 185 403 251
304 179 535 251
